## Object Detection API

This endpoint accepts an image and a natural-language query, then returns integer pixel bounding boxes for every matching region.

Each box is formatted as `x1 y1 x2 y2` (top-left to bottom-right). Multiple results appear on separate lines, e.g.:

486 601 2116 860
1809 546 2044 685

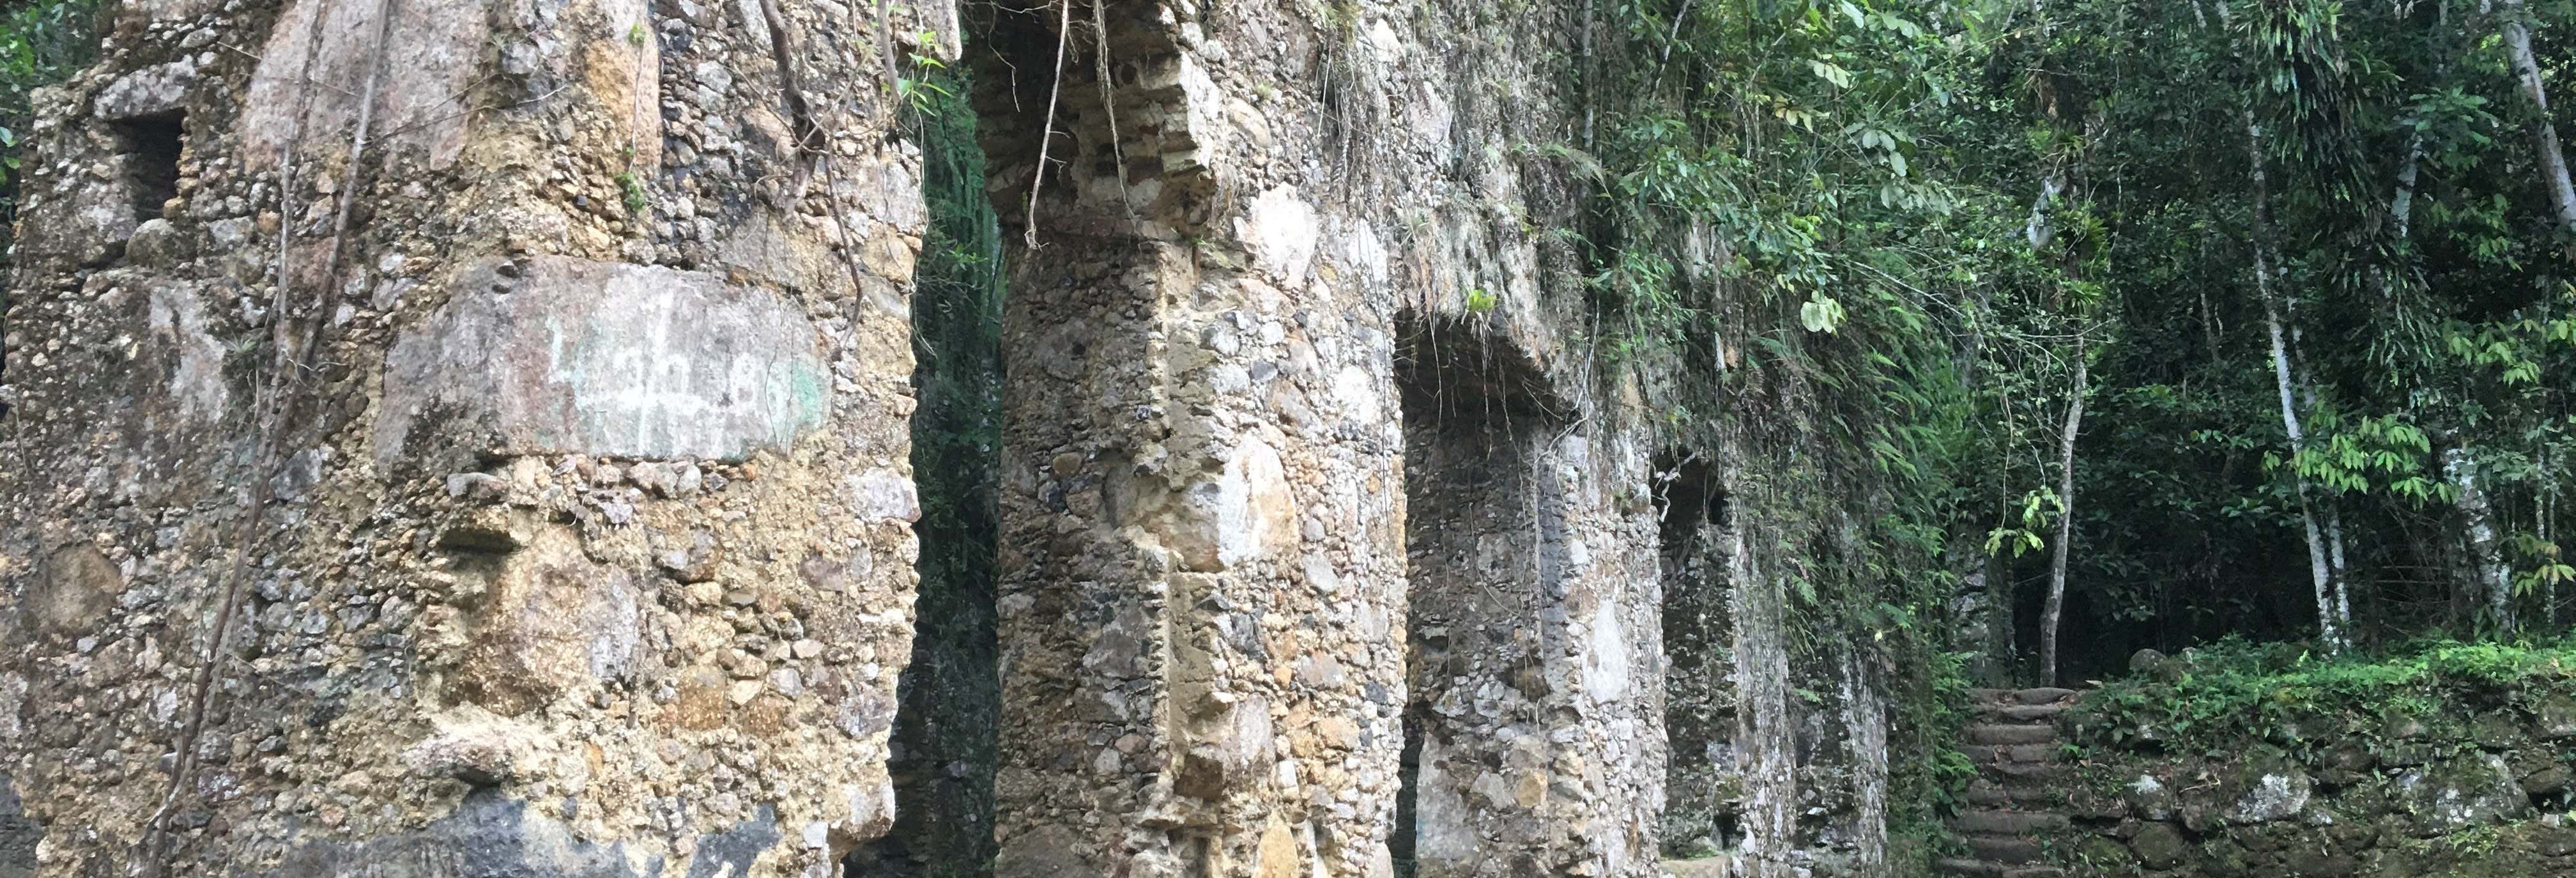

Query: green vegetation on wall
0 0 95 253
2076 637 2576 756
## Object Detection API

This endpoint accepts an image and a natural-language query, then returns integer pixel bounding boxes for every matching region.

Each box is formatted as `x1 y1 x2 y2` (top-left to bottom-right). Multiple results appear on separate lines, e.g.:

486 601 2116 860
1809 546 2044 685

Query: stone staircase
1936 688 2080 877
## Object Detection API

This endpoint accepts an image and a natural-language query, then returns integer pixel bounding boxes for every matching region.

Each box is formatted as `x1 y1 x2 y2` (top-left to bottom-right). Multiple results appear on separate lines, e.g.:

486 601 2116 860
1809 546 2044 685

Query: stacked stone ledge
2 0 954 875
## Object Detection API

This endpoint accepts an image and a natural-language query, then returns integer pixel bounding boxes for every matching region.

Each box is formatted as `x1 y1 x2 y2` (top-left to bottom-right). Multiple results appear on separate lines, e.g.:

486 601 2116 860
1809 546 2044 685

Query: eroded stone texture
1399 323 1665 878
1657 462 1744 858
1727 506 1802 877
976 1 1674 875
0 0 952 875
977 4 1414 874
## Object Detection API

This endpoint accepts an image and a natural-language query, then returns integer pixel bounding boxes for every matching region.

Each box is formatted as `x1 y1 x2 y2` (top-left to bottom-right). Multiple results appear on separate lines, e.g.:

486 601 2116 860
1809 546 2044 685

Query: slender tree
2447 445 2519 633
2039 328 2089 684
2246 107 2350 652
2495 0 2576 240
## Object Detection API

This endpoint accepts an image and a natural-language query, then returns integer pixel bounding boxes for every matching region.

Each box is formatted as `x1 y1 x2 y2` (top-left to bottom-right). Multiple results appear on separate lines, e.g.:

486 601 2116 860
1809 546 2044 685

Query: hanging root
1025 0 1070 248
144 0 397 868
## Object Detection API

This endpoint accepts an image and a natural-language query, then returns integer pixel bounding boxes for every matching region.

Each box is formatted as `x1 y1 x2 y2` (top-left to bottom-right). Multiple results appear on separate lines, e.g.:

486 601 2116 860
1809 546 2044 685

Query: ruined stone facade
2 0 953 874
971 2 1897 877
4 1 1917 877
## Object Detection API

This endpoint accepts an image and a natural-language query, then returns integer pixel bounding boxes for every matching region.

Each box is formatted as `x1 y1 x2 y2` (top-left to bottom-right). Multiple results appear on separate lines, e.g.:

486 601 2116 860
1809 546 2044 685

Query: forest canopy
1586 0 2576 681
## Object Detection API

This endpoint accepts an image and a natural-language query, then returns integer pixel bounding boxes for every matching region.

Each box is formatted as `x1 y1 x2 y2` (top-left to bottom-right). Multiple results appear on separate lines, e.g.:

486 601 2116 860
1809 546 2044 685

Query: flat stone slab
1966 723 2060 745
1963 836 2043 864
378 256 828 464
1661 856 1742 877
2011 687 2080 704
1949 809 2069 835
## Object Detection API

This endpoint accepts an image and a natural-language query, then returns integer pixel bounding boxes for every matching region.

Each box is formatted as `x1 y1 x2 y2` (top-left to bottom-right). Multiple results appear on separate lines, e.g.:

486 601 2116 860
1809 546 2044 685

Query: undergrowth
2072 636 2576 755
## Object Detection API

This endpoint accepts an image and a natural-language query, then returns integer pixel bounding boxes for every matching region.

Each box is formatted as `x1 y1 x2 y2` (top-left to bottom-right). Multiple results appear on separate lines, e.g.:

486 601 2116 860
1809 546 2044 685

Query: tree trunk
2447 446 2519 634
2040 339 2088 686
2547 446 2561 627
2026 171 2067 250
2499 0 2576 240
2292 336 2356 638
2329 510 2355 633
2246 109 2349 652
2393 135 2425 241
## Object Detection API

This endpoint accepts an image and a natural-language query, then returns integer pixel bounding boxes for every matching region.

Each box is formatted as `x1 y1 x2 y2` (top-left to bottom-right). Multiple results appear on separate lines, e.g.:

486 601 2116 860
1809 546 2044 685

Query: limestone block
2130 821 2189 870
93 59 197 121
2227 748 2312 824
261 791 665 877
241 0 489 169
2397 753 2534 832
17 153 141 264
377 256 830 465
24 544 121 643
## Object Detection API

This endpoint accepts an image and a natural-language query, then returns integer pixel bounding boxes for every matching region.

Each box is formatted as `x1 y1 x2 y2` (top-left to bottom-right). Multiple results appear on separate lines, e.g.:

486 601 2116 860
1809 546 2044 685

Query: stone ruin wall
2026 688 2576 875
971 1 1901 876
1397 322 1667 878
2 0 954 874
0 1 1910 877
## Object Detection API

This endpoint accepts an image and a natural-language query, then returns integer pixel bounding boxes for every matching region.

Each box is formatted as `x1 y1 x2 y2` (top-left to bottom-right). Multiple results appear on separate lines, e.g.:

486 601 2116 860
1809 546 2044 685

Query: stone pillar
974 1 1669 875
975 4 1409 876
0 0 951 874
1729 515 1802 878
1396 324 1666 878
1655 461 1744 858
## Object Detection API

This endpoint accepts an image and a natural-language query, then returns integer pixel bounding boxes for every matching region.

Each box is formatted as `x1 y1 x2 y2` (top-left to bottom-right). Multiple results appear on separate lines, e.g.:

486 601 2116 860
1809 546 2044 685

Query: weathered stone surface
259 790 657 878
446 524 644 714
2227 748 2312 824
972 1 1738 873
24 544 121 642
2398 753 2533 831
2131 822 2189 870
0 777 36 878
2042 685 2576 877
92 58 196 121
1 0 946 874
2538 695 2576 739
377 256 829 465
1402 379 1665 877
240 0 491 169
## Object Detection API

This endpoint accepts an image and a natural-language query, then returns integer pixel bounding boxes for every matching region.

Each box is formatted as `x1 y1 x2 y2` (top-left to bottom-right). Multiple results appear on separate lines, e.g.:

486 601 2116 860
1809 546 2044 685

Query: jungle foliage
1584 0 2576 682
0 0 95 253
2071 636 2576 756
1578 0 2576 856
866 66 1006 878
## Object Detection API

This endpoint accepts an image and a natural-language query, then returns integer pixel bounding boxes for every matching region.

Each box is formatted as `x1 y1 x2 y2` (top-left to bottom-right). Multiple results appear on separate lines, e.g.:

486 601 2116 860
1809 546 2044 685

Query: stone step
1979 761 2067 784
1965 723 2060 745
1965 781 2059 807
2012 687 2080 704
1962 743 2060 765
1968 687 2080 705
1964 835 2045 864
1948 809 2071 835
1935 861 2064 878
1659 856 1738 877
1979 702 2073 723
